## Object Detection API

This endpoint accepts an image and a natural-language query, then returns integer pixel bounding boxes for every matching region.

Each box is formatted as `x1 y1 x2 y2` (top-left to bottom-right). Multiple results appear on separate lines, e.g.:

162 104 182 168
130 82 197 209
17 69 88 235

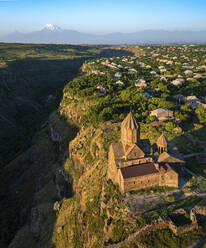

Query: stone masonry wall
105 206 206 248
105 217 169 248
123 173 159 192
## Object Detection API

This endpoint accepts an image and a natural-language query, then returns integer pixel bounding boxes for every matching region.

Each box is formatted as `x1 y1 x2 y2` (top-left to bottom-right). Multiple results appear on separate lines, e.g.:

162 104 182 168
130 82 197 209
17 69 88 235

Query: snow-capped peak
40 24 61 31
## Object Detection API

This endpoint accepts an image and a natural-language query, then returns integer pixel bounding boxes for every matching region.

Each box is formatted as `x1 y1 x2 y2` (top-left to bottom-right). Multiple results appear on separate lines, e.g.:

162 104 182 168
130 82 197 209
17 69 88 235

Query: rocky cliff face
6 112 79 248
0 56 84 167
0 45 138 248
6 89 138 248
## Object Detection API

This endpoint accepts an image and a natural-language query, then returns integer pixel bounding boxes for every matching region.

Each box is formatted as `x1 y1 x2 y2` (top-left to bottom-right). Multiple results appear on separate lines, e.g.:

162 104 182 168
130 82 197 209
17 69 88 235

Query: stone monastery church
108 112 185 193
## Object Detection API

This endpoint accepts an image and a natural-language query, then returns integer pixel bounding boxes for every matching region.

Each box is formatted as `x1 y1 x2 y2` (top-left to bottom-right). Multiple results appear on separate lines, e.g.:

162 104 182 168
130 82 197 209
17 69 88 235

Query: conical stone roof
157 133 168 147
121 112 140 130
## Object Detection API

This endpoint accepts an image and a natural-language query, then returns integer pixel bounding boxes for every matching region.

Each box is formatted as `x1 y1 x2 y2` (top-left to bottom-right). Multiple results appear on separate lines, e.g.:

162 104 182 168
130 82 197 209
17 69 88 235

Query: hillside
0 43 134 167
9 82 206 247
0 44 134 247
2 45 206 247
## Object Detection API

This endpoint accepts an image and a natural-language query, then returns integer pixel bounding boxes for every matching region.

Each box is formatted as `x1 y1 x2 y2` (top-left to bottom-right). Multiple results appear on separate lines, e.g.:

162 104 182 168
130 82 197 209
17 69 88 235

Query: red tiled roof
97 84 106 88
120 163 159 179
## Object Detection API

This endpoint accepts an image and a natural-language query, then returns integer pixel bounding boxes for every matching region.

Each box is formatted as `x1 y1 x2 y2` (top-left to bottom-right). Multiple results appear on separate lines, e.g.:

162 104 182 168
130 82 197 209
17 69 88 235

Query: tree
180 103 192 113
195 106 206 123
165 121 176 131
146 115 156 123
99 107 113 121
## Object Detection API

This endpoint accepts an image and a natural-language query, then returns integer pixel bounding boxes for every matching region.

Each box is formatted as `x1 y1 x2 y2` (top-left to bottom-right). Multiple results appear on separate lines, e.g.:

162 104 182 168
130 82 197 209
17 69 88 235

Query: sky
0 0 206 36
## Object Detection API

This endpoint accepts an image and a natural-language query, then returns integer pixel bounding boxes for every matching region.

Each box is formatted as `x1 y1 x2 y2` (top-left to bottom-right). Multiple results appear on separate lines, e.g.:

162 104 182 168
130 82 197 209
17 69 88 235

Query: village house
160 76 167 82
97 84 107 94
134 79 147 88
116 80 124 86
184 70 193 76
91 69 101 75
150 108 173 121
108 112 183 193
128 68 137 72
158 66 167 73
150 71 157 76
114 72 122 78
184 96 202 110
171 78 185 86
193 73 204 79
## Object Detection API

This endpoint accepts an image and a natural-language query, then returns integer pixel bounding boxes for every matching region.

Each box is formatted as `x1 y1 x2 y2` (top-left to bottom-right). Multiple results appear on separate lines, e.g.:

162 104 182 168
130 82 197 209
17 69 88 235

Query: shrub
195 106 206 123
165 121 176 131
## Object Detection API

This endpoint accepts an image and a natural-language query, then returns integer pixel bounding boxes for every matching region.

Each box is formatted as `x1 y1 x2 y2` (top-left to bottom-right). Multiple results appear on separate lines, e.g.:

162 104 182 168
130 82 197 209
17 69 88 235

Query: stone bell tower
157 133 168 153
121 112 140 145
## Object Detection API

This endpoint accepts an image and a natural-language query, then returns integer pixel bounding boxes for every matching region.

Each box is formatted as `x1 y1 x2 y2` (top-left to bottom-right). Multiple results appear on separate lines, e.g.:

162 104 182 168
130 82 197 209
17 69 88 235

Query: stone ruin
105 206 206 248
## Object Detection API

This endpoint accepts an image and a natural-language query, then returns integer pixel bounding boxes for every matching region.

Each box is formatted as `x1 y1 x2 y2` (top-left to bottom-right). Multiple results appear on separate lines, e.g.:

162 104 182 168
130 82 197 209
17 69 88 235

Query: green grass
64 159 81 183
185 158 206 180
138 223 206 248
142 196 206 225
130 186 176 195
190 124 206 143
164 195 176 202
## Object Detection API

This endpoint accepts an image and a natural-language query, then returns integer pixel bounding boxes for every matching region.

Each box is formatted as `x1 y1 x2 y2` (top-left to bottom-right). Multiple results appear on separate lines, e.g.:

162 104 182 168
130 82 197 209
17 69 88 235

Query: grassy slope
1 44 134 248
0 43 101 247
5 45 206 247
48 55 206 247
47 87 206 247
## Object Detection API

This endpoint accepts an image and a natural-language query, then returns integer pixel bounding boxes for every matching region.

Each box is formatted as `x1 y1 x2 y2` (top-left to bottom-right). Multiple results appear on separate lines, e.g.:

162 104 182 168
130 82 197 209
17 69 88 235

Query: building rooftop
158 152 185 164
157 134 168 147
121 112 140 131
120 163 158 179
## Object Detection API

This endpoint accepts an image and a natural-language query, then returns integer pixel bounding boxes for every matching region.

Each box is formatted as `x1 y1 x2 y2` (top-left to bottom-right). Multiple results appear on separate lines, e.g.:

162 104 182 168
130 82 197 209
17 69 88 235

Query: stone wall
123 173 160 192
105 206 206 248
159 169 178 188
168 220 198 235
193 206 206 221
121 125 140 145
119 157 153 168
167 208 200 236
105 217 169 248
107 147 119 185
194 206 206 216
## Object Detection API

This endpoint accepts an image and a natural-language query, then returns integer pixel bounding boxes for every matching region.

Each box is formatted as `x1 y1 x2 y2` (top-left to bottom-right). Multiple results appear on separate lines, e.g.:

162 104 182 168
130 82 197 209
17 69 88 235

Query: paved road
184 167 206 184
182 153 206 159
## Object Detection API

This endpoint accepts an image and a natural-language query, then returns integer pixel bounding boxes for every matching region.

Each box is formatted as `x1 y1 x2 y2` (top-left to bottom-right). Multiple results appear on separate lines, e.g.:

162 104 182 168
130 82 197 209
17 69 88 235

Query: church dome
121 112 140 130
157 134 168 147
121 112 140 144
157 133 168 153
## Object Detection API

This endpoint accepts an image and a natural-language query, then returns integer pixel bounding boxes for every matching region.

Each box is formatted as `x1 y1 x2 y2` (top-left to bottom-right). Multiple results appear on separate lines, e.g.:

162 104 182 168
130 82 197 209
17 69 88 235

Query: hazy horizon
2 25 206 37
0 0 206 36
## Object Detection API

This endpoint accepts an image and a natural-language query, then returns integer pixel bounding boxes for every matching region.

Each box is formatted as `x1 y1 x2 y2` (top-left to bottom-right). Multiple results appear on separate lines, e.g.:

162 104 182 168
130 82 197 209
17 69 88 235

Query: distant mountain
1 24 206 44
40 24 62 31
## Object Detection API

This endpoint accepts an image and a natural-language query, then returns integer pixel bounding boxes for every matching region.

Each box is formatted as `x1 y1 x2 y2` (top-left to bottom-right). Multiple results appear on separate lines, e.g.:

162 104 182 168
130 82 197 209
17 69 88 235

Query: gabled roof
150 108 172 115
111 140 151 163
158 152 185 164
124 144 145 158
160 163 173 173
97 84 106 88
120 163 159 179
